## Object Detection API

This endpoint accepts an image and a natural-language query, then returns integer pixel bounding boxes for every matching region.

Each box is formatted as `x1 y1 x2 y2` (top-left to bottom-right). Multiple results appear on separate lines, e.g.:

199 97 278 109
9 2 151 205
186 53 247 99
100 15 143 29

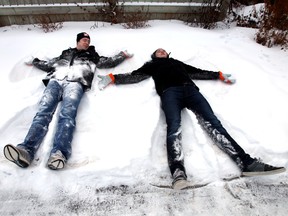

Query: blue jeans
18 79 84 160
160 85 252 176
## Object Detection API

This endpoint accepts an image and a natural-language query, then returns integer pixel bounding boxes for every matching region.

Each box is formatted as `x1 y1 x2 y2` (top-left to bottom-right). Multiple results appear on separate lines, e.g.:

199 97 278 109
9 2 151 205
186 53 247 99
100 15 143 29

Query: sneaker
242 159 286 177
3 144 31 168
47 150 66 170
172 168 189 190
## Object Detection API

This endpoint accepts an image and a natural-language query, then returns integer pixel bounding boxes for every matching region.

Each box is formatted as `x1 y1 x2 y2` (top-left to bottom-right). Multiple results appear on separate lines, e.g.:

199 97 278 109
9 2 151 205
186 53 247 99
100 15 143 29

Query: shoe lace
253 158 273 169
255 158 264 164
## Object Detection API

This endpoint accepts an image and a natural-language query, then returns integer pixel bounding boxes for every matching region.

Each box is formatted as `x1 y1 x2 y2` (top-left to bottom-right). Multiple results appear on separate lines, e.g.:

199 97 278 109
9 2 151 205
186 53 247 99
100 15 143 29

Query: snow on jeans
18 79 84 161
160 85 252 176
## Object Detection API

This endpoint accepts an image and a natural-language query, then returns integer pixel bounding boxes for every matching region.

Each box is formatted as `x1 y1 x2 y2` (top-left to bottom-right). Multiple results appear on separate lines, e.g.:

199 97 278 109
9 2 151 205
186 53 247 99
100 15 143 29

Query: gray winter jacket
32 46 126 91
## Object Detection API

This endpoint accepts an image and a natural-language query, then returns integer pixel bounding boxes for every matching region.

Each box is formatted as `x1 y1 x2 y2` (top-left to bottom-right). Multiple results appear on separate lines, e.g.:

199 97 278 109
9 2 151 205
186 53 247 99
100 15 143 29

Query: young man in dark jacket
4 32 133 170
98 48 285 190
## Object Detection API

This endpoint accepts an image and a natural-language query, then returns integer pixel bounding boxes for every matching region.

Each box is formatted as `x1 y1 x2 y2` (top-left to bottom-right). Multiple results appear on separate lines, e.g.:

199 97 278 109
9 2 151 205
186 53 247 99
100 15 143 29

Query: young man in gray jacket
4 32 132 170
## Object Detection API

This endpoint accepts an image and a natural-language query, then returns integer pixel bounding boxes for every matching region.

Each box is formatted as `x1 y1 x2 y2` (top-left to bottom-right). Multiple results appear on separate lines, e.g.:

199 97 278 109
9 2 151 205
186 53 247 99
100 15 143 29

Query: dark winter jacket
114 57 220 95
33 46 126 91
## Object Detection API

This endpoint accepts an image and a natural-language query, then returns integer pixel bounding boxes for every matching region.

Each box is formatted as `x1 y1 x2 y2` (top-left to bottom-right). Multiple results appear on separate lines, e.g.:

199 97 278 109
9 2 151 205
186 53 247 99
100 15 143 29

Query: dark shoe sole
242 167 286 177
3 144 30 168
48 159 65 170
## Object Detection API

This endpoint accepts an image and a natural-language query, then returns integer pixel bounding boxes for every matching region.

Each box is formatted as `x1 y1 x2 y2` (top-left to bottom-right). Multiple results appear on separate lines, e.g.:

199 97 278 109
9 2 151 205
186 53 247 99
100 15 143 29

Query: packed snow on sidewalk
0 16 288 216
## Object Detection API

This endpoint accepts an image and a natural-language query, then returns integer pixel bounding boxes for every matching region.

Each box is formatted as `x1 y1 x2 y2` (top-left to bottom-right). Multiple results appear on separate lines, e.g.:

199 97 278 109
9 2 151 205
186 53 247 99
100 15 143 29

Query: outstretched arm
113 72 150 85
98 68 150 90
24 52 62 73
96 51 133 69
183 61 235 84
31 57 59 72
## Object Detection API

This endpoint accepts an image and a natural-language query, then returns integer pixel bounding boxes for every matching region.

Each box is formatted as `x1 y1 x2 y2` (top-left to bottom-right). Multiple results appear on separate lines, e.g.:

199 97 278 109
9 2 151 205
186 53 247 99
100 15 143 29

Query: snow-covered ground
0 16 288 215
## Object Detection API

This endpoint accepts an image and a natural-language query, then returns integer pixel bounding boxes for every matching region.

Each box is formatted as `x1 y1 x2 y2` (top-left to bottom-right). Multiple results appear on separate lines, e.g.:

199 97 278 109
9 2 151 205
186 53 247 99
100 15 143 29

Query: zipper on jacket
70 52 76 66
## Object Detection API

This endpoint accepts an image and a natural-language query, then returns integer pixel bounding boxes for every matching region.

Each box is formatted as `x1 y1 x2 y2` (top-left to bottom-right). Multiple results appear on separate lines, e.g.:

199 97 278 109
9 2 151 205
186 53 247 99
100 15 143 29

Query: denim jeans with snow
18 79 84 161
160 85 252 176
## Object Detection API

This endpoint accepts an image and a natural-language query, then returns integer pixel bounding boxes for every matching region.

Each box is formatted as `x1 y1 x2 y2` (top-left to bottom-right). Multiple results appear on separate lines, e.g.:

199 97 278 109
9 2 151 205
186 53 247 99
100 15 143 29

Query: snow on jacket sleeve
96 52 127 69
32 57 60 73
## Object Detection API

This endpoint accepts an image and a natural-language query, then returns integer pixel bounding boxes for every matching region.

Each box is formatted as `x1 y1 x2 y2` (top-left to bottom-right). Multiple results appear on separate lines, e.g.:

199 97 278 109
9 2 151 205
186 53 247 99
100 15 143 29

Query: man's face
77 38 90 50
155 48 168 58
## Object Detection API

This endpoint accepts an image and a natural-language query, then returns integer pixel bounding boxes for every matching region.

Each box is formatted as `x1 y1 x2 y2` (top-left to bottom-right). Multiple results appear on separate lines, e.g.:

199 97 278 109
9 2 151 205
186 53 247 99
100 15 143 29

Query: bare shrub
236 5 264 28
122 10 150 29
255 0 288 49
98 0 124 24
33 15 63 33
232 0 264 6
186 0 226 29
